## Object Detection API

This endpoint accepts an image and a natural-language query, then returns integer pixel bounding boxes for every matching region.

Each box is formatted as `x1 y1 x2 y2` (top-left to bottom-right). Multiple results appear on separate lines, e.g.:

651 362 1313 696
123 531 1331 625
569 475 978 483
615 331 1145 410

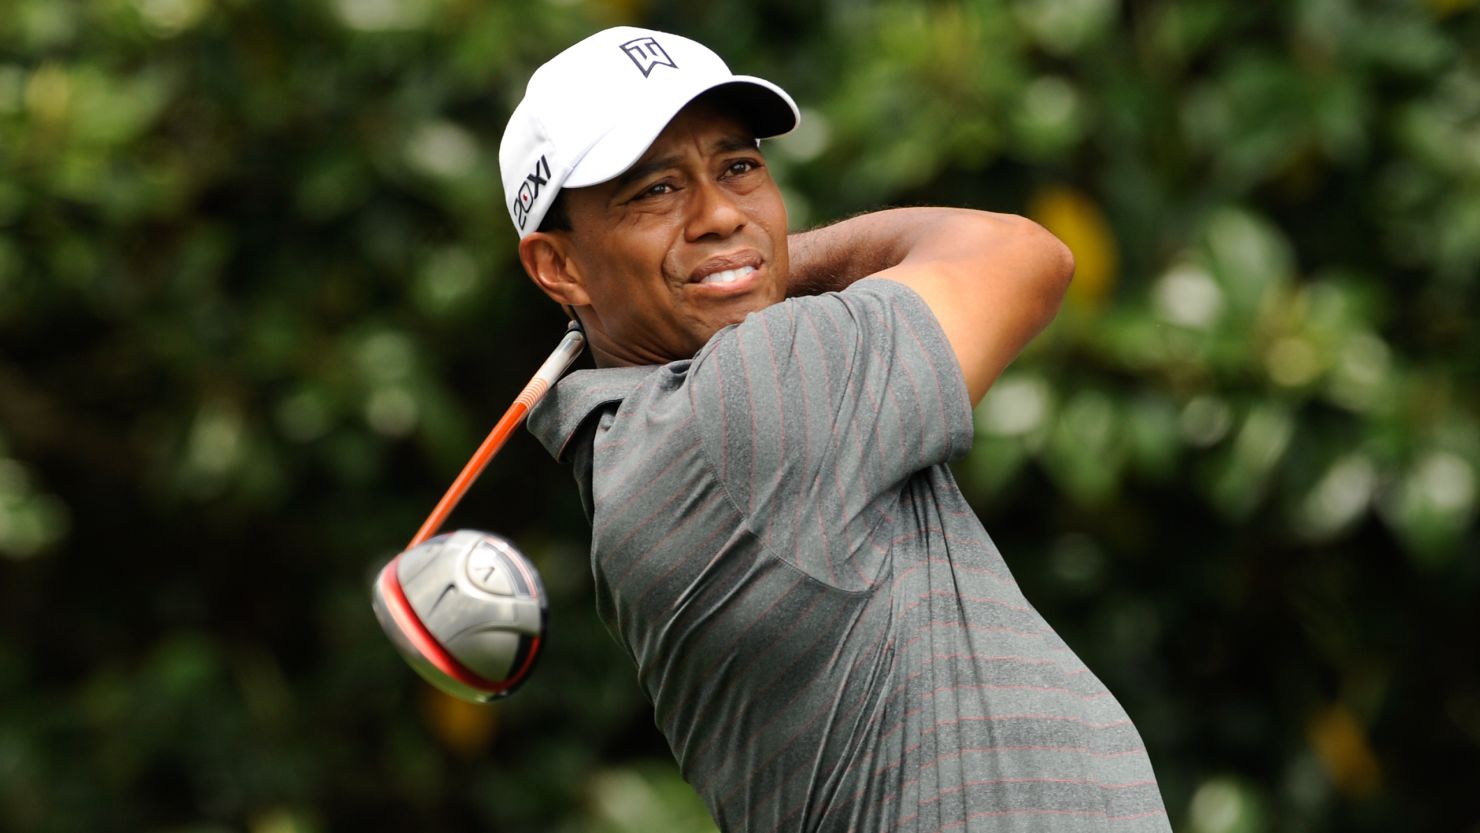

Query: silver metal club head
372 531 547 702
371 324 583 703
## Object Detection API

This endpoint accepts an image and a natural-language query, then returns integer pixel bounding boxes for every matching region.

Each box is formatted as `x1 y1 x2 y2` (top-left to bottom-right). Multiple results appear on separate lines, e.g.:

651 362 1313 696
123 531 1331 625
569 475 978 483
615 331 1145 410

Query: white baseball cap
498 26 800 238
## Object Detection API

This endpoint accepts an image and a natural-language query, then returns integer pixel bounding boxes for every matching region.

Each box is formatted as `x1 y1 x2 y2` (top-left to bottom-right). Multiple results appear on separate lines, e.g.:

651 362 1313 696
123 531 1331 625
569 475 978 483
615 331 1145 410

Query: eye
724 159 761 177
630 181 676 202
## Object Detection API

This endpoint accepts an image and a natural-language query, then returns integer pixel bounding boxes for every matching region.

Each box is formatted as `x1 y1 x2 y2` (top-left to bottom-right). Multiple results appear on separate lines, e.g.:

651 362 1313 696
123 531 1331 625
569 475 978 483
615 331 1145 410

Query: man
503 26 1171 833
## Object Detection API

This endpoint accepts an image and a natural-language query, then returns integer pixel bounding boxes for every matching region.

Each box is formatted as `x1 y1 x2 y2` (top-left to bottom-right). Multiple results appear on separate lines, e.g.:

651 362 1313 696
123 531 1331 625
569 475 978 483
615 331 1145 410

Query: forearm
785 207 1040 296
786 208 923 296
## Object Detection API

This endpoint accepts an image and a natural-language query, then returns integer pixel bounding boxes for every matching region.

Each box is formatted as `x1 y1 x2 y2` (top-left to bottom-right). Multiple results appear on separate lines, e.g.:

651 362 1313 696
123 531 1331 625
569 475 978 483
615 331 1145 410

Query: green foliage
2 1 1478 831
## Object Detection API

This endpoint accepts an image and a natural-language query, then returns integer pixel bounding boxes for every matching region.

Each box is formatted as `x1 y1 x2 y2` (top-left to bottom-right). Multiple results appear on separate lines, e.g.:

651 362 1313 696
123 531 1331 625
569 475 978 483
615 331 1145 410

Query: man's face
556 98 789 365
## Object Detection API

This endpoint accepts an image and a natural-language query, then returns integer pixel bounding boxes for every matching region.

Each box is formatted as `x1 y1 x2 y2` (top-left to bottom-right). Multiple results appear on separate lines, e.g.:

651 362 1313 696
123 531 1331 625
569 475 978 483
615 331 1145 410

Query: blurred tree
1 1 1476 831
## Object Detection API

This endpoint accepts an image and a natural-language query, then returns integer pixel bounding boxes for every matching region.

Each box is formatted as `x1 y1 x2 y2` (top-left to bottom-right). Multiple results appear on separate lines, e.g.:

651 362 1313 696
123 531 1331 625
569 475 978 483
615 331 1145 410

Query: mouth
698 265 756 286
689 251 764 292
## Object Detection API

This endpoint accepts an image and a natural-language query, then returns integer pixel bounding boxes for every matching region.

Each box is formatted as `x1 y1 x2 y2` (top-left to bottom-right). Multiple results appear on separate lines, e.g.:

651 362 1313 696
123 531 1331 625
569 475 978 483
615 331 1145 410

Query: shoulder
686 278 950 393
693 279 933 364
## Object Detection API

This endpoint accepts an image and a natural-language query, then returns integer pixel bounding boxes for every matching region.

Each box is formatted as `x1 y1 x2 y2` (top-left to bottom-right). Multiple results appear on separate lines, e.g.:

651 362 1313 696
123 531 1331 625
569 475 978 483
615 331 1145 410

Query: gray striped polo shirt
528 278 1170 833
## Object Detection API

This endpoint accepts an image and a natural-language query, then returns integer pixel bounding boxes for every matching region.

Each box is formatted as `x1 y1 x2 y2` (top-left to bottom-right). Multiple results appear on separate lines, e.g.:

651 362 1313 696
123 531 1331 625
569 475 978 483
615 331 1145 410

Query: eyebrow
613 134 762 193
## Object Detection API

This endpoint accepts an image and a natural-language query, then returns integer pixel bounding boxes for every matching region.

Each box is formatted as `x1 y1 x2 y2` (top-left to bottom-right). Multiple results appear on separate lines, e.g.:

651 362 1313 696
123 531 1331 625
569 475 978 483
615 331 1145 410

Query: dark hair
537 190 571 233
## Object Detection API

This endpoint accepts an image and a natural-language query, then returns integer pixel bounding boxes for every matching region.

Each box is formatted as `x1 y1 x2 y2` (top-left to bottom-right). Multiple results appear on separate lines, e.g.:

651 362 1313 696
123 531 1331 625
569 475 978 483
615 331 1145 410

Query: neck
587 332 676 369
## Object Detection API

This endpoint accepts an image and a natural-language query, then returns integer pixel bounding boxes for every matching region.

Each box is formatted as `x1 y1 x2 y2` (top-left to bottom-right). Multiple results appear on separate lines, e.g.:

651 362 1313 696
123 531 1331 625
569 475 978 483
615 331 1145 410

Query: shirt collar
526 365 656 462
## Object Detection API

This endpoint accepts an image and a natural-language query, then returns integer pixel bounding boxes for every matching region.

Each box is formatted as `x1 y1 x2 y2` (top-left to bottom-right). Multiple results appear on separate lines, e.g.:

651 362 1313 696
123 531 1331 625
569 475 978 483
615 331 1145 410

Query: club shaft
408 327 585 548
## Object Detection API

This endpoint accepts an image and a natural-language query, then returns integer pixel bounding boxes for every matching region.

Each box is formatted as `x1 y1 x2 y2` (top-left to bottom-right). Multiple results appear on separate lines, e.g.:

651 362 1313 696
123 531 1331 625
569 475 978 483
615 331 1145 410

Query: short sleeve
686 277 974 590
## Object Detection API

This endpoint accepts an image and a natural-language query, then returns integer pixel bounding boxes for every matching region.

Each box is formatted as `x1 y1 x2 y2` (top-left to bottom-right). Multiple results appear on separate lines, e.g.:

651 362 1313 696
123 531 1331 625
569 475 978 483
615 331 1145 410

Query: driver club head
372 530 547 703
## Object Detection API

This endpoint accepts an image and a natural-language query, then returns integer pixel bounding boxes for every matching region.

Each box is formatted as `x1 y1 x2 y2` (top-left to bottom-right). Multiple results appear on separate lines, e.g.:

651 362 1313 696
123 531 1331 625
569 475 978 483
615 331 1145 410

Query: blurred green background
2 0 1478 831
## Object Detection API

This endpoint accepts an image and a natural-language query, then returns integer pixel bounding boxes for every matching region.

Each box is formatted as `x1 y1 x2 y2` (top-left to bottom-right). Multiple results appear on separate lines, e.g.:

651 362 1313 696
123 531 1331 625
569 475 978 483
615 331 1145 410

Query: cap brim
564 76 799 190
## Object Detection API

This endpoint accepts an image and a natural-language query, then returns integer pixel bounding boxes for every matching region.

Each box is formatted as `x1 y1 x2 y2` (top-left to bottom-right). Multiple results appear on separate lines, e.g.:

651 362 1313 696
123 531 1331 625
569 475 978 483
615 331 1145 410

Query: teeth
700 266 755 285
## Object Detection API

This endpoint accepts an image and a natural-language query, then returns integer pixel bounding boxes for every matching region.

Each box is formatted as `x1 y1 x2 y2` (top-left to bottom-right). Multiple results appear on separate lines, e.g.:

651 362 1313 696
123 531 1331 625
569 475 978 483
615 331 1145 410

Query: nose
685 179 746 242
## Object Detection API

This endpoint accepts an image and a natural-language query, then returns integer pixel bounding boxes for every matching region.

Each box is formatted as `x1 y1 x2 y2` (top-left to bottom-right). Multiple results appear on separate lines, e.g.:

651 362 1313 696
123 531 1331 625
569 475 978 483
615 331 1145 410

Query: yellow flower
1030 185 1118 312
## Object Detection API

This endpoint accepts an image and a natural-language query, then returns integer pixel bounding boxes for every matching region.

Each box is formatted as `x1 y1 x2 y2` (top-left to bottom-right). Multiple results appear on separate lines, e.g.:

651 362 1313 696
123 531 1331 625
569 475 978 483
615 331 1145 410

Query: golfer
505 26 1171 833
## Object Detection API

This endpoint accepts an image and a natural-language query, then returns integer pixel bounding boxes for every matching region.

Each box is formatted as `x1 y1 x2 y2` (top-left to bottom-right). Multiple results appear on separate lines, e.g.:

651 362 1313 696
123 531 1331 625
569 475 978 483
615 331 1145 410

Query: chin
718 299 775 329
688 288 785 352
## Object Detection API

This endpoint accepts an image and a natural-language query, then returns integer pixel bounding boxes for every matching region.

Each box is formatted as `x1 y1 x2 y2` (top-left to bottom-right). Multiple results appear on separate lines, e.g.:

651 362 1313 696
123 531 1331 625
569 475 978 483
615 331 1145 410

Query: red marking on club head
377 554 511 695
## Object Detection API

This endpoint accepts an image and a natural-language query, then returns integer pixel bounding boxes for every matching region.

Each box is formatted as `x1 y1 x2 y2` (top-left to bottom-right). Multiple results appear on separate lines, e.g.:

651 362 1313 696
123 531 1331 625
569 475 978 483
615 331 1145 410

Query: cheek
750 190 789 281
580 240 685 332
745 187 788 244
583 232 657 290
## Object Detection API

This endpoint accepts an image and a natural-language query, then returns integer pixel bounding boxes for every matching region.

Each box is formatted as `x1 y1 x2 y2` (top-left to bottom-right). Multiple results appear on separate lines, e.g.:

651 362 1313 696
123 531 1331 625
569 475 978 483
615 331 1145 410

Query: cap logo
512 154 552 230
620 36 677 77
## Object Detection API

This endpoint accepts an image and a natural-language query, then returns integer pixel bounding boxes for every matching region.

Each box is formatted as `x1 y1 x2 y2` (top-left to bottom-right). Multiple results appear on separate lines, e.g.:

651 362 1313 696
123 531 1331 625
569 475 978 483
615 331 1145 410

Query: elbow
1015 216 1074 320
1033 217 1075 296
1050 228 1076 295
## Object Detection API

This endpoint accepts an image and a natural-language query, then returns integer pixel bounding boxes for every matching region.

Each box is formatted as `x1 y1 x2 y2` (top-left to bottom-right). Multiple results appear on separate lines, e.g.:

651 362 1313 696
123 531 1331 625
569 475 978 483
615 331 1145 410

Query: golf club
371 322 585 702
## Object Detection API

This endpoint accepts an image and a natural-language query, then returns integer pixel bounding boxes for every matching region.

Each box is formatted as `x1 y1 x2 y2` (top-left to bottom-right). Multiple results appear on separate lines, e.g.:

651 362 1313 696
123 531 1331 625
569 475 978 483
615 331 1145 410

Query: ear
518 232 591 308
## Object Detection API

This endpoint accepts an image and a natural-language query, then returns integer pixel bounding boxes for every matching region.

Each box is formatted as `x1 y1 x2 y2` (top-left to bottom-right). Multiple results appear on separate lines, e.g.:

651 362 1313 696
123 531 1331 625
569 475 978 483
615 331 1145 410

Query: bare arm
786 207 1074 405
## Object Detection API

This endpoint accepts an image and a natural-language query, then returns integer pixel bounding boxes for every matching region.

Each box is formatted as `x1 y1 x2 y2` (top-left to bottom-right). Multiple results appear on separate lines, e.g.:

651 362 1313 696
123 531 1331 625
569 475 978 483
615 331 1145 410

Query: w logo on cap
621 36 677 77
